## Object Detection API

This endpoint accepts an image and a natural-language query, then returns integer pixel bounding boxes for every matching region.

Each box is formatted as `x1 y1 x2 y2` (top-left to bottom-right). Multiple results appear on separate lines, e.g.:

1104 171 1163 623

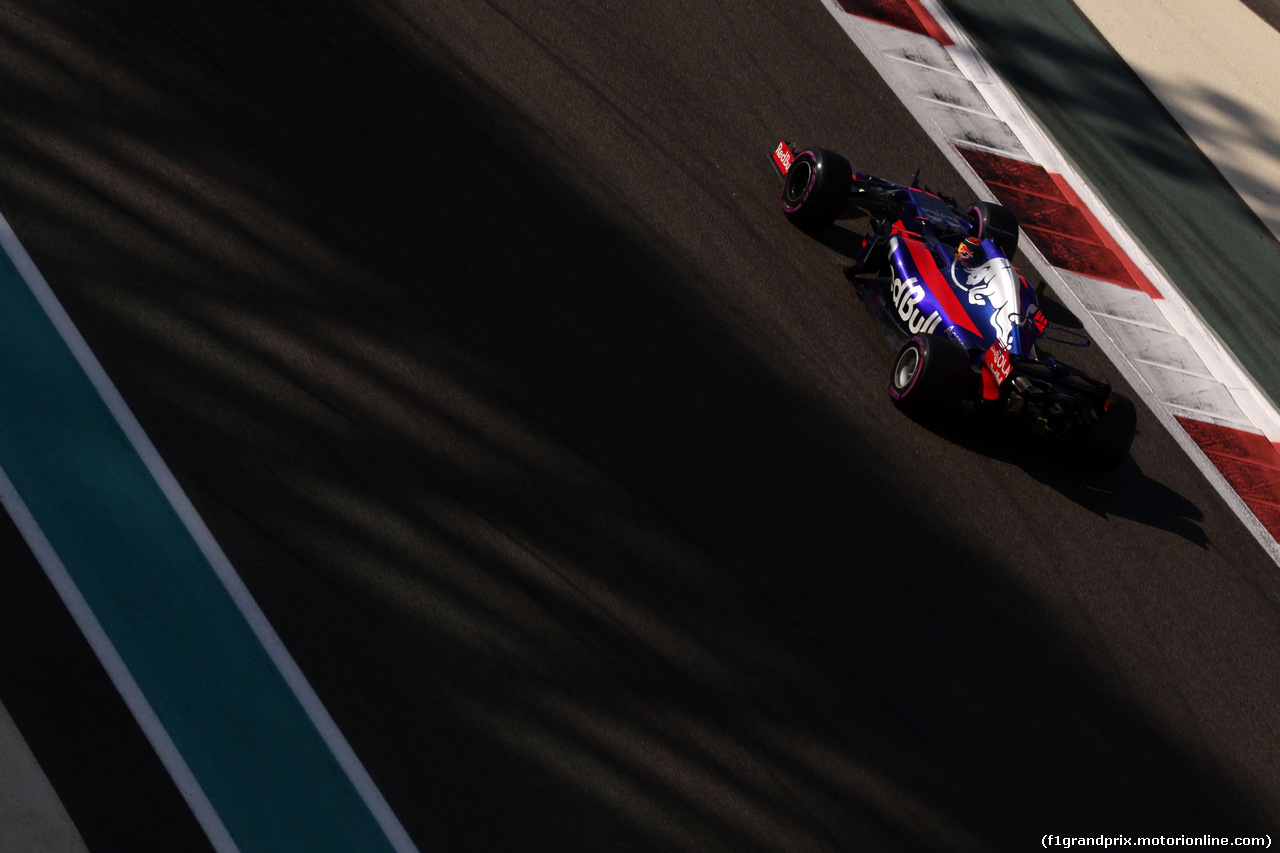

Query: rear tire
780 147 853 230
966 201 1020 257
888 333 972 416
1079 393 1136 470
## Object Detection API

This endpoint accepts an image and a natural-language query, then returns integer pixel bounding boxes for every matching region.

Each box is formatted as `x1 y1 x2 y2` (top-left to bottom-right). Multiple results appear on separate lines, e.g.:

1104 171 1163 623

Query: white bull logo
956 256 1016 346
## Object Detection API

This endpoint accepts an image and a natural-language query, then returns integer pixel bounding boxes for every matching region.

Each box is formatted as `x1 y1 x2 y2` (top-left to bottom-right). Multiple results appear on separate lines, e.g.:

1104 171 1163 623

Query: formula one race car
771 140 1136 469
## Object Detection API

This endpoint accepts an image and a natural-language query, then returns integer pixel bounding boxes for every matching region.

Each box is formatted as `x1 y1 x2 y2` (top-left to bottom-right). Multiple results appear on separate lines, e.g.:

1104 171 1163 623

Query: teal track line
0 219 412 852
941 0 1280 409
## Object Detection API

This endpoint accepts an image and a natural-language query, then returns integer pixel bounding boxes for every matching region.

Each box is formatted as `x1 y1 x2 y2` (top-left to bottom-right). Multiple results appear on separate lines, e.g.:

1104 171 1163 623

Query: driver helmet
956 236 982 268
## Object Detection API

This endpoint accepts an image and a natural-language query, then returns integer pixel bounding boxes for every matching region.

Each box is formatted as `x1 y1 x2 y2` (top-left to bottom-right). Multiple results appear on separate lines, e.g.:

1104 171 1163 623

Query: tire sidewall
781 152 820 215
888 337 925 402
780 148 851 229
888 333 971 415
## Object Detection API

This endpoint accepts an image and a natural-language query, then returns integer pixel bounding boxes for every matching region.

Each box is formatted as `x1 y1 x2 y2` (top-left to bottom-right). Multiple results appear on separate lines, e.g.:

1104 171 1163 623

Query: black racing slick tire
888 333 972 416
1079 392 1137 471
965 201 1020 257
780 147 853 230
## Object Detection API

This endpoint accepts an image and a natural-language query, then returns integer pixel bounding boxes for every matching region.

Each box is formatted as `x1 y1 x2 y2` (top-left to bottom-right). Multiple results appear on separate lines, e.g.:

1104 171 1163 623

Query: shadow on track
0 1 1270 850
914 417 1209 548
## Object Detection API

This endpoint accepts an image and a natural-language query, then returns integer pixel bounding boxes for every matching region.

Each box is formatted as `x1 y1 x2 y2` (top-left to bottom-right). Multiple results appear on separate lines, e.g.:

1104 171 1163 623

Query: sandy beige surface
1075 0 1280 239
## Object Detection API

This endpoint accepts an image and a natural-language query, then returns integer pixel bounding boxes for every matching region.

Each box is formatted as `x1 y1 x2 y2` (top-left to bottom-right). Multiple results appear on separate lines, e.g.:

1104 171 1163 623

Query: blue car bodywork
771 139 1136 468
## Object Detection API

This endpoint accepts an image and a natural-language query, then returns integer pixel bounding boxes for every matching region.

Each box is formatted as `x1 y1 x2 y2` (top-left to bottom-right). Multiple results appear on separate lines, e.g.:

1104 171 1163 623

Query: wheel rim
783 161 813 206
893 344 920 391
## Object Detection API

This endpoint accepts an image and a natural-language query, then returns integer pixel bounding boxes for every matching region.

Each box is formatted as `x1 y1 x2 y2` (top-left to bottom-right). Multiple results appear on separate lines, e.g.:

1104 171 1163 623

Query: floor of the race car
849 274 910 354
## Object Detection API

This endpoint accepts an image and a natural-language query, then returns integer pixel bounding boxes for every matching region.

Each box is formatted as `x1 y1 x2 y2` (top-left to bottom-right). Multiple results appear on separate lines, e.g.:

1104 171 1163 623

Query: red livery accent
772 140 795 176
1031 307 1049 334
897 227 983 337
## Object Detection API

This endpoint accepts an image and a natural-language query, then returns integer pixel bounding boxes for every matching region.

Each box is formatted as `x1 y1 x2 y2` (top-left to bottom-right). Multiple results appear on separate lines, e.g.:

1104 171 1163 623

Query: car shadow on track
912 413 1209 548
804 219 871 260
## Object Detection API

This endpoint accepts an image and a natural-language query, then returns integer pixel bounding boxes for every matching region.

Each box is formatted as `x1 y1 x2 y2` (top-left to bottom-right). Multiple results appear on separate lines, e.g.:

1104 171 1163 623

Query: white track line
0 212 421 852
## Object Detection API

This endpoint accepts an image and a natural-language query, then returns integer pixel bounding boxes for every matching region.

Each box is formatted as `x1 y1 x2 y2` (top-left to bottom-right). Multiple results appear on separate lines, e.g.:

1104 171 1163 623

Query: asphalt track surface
0 1 1278 850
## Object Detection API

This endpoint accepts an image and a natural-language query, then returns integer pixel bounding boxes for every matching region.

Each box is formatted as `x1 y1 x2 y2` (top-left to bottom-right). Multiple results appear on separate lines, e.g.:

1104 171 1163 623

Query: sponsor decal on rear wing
771 139 795 177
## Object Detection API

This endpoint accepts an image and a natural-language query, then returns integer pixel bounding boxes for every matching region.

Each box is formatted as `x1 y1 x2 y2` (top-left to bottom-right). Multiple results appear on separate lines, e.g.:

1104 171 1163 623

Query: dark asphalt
0 1 1277 850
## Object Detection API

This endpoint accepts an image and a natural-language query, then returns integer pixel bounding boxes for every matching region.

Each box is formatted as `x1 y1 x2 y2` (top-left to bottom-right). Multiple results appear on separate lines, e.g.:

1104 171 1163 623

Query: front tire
780 147 853 230
888 333 972 416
